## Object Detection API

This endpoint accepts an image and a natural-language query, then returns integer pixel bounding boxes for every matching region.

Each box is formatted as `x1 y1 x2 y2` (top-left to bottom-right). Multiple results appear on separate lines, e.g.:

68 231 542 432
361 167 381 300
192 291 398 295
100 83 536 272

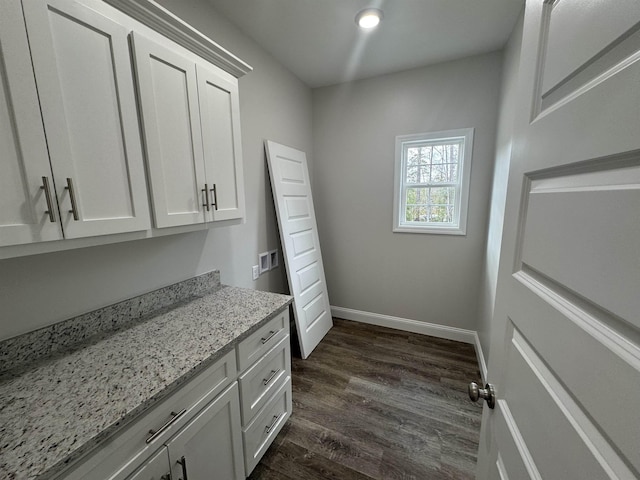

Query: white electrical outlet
252 265 260 280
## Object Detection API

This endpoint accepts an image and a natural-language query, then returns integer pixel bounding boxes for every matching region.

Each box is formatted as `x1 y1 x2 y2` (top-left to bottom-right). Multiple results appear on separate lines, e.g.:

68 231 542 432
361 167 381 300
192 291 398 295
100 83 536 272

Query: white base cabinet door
0 1 63 246
126 449 171 480
166 383 245 480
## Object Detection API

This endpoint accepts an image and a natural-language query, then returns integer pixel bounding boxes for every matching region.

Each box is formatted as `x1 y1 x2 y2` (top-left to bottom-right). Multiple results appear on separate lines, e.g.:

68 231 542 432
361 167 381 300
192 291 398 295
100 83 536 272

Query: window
393 128 473 235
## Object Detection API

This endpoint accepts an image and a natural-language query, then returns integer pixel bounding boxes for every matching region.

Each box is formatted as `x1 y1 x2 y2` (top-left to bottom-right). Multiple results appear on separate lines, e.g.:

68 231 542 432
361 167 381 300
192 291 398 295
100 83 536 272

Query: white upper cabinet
132 32 207 228
197 65 246 222
133 33 246 228
0 2 63 247
22 0 150 238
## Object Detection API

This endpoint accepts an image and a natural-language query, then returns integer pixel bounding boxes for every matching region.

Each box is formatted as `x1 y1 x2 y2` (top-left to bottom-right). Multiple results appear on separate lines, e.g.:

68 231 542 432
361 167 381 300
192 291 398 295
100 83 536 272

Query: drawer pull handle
261 330 278 344
146 409 187 444
177 455 189 480
265 413 281 434
210 184 218 210
263 369 279 386
40 176 57 223
202 184 210 212
65 177 80 221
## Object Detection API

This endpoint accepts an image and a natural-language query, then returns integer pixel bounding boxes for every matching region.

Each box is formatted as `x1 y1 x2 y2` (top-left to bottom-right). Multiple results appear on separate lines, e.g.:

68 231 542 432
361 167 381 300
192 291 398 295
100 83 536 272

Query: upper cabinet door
22 0 150 239
0 2 63 247
132 32 207 228
196 65 246 222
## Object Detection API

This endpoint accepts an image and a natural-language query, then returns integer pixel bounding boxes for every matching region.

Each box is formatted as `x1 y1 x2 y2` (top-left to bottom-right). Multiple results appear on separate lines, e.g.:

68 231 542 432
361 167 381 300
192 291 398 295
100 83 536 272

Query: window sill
393 225 466 236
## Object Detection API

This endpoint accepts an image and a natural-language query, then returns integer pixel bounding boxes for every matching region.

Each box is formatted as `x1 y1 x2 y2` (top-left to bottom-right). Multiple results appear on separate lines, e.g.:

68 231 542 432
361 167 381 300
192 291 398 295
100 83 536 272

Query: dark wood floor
248 318 484 480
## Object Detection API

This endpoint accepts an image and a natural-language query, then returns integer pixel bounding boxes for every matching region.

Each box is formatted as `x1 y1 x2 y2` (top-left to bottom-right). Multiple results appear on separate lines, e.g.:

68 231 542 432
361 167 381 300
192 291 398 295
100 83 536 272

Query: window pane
405 205 428 222
429 187 456 205
406 147 421 167
406 187 429 205
429 205 454 223
430 163 458 183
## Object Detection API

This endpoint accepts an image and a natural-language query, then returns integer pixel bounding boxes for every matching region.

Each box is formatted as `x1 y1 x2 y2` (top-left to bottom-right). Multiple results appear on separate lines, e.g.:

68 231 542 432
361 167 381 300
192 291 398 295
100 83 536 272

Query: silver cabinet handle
265 414 281 434
65 178 79 221
468 382 496 409
262 369 279 386
177 455 188 480
40 176 56 223
210 184 218 211
146 409 187 444
202 183 210 212
260 330 278 344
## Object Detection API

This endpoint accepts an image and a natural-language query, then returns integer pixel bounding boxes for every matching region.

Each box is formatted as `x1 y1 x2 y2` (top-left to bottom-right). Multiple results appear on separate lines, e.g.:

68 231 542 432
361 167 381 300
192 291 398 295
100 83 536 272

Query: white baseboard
331 305 476 344
331 305 488 382
473 332 489 383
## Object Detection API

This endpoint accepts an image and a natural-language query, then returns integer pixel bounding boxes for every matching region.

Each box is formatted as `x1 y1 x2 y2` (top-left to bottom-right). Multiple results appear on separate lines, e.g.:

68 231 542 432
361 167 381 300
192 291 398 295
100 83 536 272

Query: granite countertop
0 284 292 480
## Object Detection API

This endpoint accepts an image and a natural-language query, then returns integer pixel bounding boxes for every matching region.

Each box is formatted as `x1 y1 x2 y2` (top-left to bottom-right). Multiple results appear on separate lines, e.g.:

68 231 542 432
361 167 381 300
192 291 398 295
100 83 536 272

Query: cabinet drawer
237 309 288 371
242 376 292 475
58 350 237 480
239 335 291 425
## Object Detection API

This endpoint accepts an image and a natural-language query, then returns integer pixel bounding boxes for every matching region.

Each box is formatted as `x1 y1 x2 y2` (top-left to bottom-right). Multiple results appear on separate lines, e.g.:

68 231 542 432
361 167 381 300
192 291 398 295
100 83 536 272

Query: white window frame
393 128 474 235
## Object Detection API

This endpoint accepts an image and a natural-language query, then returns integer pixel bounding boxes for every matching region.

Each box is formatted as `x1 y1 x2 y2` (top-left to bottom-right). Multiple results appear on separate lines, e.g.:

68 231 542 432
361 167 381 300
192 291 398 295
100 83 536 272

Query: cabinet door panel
197 65 245 221
0 2 63 246
133 33 206 228
22 0 150 238
126 448 170 480
167 383 244 480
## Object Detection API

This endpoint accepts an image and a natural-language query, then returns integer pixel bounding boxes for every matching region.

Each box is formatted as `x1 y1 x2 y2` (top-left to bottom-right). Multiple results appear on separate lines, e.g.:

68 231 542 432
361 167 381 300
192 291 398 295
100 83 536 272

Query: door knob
468 382 496 409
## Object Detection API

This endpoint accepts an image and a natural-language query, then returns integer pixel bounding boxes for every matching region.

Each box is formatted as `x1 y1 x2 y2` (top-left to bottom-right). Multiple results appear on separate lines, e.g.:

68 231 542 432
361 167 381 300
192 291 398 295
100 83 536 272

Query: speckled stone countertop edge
48 300 292 479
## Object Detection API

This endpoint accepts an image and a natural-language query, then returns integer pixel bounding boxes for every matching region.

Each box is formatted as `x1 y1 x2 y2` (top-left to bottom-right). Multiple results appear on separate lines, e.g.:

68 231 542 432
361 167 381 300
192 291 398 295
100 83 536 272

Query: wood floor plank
247 318 483 480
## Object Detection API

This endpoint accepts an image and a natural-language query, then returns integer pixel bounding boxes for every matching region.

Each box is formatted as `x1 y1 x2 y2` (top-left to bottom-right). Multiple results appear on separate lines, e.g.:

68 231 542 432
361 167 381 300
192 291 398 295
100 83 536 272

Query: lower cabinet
128 383 244 480
236 312 292 475
57 310 292 480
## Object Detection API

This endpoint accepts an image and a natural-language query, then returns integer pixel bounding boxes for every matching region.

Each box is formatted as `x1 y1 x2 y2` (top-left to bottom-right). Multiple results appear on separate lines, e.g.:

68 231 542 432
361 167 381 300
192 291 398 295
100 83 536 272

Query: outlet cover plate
252 265 260 280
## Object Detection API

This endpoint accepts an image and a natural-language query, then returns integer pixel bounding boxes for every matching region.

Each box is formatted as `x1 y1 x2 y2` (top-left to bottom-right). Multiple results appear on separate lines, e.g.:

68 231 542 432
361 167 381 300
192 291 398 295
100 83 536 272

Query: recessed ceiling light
355 8 383 29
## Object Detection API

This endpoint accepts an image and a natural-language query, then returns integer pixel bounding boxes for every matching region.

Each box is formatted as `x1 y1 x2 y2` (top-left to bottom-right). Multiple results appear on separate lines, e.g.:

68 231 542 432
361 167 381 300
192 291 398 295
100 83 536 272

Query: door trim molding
331 305 486 380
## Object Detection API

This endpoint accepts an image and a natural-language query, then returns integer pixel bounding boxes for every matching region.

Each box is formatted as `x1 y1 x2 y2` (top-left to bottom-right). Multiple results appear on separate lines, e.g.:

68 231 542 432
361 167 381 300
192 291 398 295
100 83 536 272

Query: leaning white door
23 0 150 238
266 141 333 359
476 1 640 479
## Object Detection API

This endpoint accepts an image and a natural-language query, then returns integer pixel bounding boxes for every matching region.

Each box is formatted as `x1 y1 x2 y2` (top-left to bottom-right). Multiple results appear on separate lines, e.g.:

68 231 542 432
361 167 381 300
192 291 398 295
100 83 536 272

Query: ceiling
207 0 525 88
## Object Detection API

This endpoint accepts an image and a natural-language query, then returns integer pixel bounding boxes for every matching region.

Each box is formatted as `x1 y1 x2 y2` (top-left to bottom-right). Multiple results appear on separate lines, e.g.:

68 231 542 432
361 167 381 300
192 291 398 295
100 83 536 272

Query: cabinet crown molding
103 0 252 77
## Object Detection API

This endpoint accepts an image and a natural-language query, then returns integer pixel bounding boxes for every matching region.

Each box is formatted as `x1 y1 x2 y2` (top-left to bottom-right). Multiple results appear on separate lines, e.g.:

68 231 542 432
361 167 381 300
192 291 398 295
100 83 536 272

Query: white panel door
0 1 63 247
166 383 245 480
265 141 333 359
476 1 640 478
197 64 246 222
132 32 207 228
23 0 150 239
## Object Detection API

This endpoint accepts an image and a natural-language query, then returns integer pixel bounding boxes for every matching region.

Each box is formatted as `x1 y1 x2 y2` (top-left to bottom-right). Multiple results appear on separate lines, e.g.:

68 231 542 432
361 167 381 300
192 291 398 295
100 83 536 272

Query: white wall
312 53 502 331
476 12 524 364
0 0 312 341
